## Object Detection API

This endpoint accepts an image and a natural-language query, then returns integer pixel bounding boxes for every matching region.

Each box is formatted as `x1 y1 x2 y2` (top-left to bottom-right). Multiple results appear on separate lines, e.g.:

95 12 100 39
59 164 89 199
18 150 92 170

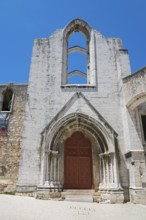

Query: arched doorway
64 131 93 189
40 113 120 195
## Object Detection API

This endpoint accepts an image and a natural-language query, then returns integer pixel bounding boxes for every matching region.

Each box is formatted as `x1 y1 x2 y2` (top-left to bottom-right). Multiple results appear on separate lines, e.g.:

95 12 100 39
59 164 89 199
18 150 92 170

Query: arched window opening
68 52 87 74
68 32 87 49
0 87 13 134
67 31 89 85
2 88 14 111
68 75 87 84
62 19 96 87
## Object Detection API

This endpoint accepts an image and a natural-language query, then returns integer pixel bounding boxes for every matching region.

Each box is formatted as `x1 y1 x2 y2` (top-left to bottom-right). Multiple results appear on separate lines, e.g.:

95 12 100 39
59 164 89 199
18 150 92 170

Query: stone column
103 156 106 187
106 155 110 187
50 152 55 189
99 156 103 187
109 154 114 187
44 151 52 187
44 152 49 186
47 150 61 191
56 154 62 190
99 155 104 189
112 153 119 188
47 151 51 187
39 136 46 186
99 153 118 190
99 154 106 189
52 151 58 190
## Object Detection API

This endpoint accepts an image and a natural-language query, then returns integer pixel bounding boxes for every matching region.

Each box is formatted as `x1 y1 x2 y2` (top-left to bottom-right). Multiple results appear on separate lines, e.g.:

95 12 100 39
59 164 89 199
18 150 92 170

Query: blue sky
0 0 146 84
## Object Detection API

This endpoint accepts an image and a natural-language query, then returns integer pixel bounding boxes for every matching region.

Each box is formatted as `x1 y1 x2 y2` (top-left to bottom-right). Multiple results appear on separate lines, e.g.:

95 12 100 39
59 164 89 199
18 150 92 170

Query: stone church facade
0 19 146 204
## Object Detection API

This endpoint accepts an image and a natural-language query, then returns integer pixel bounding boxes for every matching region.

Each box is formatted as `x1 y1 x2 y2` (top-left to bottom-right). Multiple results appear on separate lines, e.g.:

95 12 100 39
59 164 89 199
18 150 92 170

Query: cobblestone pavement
0 195 146 220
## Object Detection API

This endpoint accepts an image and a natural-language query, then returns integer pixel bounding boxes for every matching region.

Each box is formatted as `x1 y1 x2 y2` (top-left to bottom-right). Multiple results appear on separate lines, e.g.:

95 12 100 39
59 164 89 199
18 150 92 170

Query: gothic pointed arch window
2 87 14 111
62 19 96 87
0 87 14 134
67 31 89 84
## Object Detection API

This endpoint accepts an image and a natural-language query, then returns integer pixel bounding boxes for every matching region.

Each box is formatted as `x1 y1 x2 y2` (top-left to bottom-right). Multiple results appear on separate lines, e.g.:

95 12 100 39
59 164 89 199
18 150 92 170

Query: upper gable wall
29 19 131 92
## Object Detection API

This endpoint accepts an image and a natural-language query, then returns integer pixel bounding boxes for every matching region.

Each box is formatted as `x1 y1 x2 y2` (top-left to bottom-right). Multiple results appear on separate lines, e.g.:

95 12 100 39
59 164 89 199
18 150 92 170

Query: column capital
99 152 114 159
45 150 59 155
51 150 59 157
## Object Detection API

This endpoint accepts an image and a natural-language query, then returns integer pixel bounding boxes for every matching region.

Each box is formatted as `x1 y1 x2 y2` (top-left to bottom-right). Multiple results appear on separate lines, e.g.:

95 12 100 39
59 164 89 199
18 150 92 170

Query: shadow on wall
128 107 146 164
115 138 130 203
128 109 143 146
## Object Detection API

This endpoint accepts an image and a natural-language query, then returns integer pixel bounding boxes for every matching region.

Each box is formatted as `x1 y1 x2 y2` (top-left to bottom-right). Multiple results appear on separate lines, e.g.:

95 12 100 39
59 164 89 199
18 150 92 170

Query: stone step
61 190 99 202
62 189 95 195
64 194 93 203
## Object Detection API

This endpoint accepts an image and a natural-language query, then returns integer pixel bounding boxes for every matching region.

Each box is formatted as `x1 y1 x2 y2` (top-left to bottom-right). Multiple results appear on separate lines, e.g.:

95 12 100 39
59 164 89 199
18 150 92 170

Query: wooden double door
64 131 92 189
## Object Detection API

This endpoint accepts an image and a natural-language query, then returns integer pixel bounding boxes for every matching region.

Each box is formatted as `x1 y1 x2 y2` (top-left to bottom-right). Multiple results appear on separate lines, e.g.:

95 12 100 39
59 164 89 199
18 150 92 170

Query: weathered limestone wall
121 68 146 204
123 67 146 106
0 84 27 193
120 68 146 151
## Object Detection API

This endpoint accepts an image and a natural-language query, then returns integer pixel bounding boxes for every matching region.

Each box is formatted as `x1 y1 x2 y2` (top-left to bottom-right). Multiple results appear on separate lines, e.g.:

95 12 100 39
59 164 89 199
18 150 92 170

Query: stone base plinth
16 184 37 193
0 177 17 194
130 188 146 205
36 190 61 200
99 189 124 204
